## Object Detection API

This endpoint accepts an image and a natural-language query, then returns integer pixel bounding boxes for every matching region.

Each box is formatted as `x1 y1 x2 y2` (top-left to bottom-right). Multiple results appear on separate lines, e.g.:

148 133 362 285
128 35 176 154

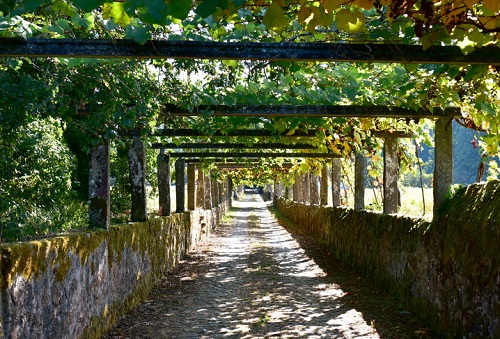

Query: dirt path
104 191 433 338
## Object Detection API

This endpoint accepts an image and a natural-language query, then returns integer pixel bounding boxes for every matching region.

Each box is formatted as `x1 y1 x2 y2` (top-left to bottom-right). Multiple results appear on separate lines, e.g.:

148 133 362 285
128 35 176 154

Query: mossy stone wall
0 201 229 339
275 181 500 338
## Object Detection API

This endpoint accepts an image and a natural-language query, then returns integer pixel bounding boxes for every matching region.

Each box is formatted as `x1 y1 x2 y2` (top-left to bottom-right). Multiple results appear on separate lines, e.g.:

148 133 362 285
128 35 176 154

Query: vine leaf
73 0 105 13
262 1 289 33
168 0 192 20
196 0 221 18
336 9 365 33
102 2 131 27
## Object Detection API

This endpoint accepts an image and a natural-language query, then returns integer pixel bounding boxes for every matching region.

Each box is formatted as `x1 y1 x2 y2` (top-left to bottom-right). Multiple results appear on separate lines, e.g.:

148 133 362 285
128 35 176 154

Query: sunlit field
363 187 433 218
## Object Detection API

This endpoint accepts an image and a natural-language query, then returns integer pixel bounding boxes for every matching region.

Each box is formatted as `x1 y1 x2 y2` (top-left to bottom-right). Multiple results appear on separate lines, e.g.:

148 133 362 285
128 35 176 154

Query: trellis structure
3 36 485 228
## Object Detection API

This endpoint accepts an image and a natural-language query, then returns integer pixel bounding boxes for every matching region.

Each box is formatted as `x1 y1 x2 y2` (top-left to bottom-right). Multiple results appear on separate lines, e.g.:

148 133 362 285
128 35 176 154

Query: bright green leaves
336 8 365 33
102 2 131 27
262 1 289 33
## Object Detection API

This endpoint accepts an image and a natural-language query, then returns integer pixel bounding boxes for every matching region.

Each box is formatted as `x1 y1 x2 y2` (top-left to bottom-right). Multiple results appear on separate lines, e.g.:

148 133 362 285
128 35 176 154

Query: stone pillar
128 139 147 222
434 117 453 214
212 176 220 206
203 171 212 209
354 153 365 210
88 139 110 229
175 158 185 213
332 158 341 207
310 173 320 205
303 172 311 204
157 151 171 216
227 177 233 201
196 167 204 209
383 137 399 214
187 163 196 211
293 177 299 202
320 163 328 206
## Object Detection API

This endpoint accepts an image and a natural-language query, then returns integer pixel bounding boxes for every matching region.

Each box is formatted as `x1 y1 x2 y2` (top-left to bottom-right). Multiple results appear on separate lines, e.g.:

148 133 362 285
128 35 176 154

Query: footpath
104 191 432 338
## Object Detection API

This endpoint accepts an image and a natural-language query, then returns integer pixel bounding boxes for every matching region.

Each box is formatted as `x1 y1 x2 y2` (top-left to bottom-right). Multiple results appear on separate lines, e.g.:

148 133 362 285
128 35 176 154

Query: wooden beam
2 38 500 64
164 104 460 119
169 152 339 158
153 129 318 137
153 142 318 150
373 131 414 138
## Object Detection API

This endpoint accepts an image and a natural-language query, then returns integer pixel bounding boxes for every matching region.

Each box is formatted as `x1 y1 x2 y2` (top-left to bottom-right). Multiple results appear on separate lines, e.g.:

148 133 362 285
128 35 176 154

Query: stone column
203 171 212 209
293 176 299 202
320 163 328 206
157 150 171 216
88 139 110 229
332 158 341 207
303 172 311 204
354 153 365 210
128 139 147 222
196 167 204 209
310 173 320 205
187 163 196 211
175 158 185 213
434 117 453 214
383 137 399 214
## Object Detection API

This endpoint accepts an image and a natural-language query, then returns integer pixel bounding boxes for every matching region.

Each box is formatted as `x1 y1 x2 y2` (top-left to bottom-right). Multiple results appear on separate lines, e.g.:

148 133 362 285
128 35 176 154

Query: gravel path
104 191 433 338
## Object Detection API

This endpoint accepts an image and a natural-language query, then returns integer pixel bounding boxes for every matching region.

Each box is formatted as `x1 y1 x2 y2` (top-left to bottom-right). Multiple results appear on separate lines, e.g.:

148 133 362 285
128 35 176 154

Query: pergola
3 37 496 228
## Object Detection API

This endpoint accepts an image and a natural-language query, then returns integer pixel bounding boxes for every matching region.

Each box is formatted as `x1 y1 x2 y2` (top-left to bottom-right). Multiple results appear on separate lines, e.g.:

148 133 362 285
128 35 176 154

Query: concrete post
157 151 171 216
128 139 147 222
434 117 453 214
354 153 365 210
332 158 341 207
187 163 196 211
383 137 399 214
320 163 329 206
88 139 110 229
175 158 185 213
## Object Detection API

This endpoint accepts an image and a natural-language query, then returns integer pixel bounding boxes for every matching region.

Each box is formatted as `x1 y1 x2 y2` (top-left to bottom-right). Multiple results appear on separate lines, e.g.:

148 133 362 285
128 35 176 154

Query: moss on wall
0 200 231 339
274 181 500 338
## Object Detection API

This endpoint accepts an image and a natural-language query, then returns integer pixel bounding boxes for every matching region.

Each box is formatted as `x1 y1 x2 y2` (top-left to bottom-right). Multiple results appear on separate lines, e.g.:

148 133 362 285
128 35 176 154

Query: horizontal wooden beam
373 131 414 138
1 38 499 64
152 142 318 149
164 104 461 118
169 152 340 158
153 129 318 137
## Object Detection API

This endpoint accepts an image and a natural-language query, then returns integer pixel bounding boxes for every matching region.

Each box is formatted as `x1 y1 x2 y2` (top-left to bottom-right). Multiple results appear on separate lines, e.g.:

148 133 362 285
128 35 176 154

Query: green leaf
125 23 151 44
25 0 44 12
102 2 131 27
420 31 437 51
262 1 289 33
464 65 487 81
336 9 365 33
73 0 104 12
52 1 77 17
196 0 221 18
168 0 192 20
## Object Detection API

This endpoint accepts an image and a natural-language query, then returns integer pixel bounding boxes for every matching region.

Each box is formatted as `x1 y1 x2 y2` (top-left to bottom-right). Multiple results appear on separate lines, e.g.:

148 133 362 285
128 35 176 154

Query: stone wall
0 201 230 339
274 181 500 338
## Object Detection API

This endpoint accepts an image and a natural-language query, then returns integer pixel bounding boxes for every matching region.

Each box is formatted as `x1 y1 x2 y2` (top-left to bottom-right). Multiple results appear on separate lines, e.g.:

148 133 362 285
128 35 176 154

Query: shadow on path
104 192 433 338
